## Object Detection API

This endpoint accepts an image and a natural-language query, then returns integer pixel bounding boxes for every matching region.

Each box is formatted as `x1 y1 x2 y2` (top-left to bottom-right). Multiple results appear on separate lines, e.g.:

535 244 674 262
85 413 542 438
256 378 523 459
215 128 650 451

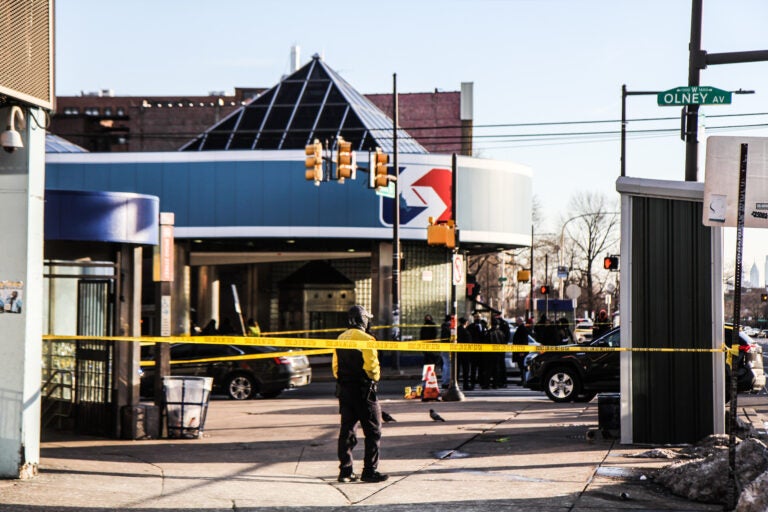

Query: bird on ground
381 411 397 423
429 409 446 422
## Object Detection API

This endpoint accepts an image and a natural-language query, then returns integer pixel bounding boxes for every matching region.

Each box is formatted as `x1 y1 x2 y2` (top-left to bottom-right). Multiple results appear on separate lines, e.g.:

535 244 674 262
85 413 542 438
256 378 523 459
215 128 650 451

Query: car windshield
590 328 620 348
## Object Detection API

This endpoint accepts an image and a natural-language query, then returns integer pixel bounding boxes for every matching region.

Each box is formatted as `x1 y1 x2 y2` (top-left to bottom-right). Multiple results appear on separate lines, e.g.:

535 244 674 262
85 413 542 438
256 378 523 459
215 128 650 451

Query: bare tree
557 192 620 316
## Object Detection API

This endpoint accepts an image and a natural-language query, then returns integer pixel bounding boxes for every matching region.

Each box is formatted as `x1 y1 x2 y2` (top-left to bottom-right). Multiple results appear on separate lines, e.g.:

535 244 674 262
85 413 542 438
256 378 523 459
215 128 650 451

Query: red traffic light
540 285 550 295
603 255 619 271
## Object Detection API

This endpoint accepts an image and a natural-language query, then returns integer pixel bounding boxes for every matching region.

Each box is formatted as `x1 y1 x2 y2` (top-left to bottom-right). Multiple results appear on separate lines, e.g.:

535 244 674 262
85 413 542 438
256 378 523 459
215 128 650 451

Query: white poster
0 281 23 314
703 136 768 228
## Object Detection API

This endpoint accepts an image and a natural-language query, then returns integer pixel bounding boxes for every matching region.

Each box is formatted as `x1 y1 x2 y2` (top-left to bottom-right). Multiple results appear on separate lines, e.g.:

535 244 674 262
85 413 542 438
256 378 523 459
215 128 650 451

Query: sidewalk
1 374 761 511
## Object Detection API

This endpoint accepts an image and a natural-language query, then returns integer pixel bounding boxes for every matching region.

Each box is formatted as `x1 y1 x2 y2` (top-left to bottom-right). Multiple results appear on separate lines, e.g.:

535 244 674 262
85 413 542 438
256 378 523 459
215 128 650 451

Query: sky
54 0 768 282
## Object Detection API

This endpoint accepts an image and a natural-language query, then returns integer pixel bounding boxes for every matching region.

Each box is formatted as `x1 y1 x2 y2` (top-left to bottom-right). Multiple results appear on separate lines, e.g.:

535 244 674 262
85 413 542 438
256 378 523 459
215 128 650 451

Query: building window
84 107 100 116
103 107 112 116
63 107 80 115
116 107 125 116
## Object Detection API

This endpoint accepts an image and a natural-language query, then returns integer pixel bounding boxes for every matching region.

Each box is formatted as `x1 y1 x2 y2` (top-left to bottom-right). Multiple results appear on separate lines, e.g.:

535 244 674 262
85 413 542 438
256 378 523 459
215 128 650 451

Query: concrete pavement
1 368 762 511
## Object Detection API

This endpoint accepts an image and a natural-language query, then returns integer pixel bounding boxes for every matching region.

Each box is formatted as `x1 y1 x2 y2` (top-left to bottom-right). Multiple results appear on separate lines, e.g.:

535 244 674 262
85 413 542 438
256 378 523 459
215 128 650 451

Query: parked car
524 325 765 403
140 342 312 400
573 320 594 342
525 327 621 402
504 325 540 376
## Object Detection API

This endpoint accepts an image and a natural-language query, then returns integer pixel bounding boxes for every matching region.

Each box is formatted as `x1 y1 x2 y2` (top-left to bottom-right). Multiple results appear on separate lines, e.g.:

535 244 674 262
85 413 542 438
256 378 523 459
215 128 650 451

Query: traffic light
540 285 550 295
371 147 389 188
466 274 480 299
304 139 323 185
761 293 768 302
336 137 355 181
603 255 619 271
426 217 456 248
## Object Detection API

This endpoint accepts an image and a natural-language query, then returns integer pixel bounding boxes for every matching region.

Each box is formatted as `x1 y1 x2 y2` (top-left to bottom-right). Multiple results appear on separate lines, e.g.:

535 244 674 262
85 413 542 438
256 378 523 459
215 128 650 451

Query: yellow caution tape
43 333 728 355
140 348 333 367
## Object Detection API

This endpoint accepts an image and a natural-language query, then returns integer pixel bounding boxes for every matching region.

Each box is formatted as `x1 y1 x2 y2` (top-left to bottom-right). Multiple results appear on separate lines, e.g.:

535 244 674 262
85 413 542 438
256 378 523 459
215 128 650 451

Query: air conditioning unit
0 0 54 110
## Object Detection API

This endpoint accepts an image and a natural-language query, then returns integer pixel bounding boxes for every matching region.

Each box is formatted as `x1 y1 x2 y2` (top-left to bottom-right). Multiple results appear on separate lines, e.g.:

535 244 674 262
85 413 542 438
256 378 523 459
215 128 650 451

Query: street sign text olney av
657 86 732 106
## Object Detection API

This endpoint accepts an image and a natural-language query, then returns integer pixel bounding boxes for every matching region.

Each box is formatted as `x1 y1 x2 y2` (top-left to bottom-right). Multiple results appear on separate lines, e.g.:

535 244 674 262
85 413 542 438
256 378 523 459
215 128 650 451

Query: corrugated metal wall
630 196 714 444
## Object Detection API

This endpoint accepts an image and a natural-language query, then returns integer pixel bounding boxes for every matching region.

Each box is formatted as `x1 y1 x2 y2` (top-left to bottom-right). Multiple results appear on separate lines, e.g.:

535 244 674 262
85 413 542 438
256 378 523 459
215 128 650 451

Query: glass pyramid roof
180 55 427 154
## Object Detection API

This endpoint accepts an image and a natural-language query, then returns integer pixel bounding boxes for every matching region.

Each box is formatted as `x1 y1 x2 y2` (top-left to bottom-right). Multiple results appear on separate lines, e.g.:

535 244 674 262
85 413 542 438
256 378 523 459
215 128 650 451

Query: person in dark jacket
557 317 575 344
333 305 388 484
456 317 472 390
420 314 439 365
534 314 559 346
511 316 530 373
466 312 487 389
592 309 611 340
439 315 452 388
488 316 507 388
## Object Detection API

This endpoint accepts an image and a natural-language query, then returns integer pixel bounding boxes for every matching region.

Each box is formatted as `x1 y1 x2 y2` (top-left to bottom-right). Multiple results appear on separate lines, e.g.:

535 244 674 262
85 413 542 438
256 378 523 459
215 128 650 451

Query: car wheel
259 389 282 399
226 373 257 400
544 367 582 403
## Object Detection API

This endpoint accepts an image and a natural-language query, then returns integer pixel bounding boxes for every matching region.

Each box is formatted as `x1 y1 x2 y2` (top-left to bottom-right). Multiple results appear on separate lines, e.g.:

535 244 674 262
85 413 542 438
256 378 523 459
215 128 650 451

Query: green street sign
657 86 732 106
375 182 395 198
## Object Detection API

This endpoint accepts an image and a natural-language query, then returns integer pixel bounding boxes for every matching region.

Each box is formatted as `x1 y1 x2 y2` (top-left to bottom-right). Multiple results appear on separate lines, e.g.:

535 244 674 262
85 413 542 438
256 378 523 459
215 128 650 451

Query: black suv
524 326 764 403
525 328 621 402
140 343 312 400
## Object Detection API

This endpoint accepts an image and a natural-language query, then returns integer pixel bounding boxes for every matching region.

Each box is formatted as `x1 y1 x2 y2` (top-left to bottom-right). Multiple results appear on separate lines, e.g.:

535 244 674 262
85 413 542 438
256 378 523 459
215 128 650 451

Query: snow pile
653 437 768 506
736 471 768 512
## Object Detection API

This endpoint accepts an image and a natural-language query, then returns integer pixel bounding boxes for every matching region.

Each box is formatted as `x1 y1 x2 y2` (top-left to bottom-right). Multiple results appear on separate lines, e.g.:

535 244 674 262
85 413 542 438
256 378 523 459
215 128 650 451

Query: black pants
337 382 382 474
458 352 471 388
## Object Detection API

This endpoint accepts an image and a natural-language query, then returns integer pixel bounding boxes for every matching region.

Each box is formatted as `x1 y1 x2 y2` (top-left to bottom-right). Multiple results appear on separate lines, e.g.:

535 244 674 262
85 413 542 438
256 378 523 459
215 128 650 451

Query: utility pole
684 0 768 181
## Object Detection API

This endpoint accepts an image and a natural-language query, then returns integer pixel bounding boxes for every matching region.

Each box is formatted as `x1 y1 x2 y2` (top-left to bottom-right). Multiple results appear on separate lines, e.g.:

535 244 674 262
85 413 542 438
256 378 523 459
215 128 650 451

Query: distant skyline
54 1 768 266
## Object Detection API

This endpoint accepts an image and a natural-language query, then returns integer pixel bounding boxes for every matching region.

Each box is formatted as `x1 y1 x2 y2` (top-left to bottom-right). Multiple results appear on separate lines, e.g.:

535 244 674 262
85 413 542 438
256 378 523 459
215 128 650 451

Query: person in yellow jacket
332 305 388 483
246 318 261 337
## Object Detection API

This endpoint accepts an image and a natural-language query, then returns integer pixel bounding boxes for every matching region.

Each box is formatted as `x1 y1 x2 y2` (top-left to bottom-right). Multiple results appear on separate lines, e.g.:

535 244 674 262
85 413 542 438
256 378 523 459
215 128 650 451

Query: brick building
50 88 465 155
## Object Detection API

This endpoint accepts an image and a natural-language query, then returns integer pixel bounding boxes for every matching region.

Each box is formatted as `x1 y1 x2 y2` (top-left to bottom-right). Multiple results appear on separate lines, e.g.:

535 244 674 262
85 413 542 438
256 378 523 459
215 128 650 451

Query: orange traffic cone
422 364 441 401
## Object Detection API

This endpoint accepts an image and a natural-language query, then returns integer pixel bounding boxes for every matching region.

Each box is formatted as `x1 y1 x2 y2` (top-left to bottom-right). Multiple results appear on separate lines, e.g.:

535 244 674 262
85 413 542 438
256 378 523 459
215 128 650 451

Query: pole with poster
702 136 766 508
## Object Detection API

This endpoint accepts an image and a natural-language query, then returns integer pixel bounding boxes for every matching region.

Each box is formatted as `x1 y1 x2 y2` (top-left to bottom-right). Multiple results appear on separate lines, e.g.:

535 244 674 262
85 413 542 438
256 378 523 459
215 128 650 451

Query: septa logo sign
381 165 452 227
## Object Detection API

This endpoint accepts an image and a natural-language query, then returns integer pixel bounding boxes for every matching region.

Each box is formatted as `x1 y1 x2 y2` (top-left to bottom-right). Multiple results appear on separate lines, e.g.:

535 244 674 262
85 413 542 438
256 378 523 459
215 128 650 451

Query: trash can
163 376 213 439
597 393 620 438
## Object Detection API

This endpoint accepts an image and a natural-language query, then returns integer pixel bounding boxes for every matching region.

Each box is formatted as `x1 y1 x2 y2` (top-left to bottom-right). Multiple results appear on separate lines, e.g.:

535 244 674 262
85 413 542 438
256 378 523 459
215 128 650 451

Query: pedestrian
420 314 439 366
557 317 575 344
466 312 487 389
456 317 472 390
494 312 511 342
201 319 218 335
246 318 261 337
439 315 452 389
592 309 611 340
488 316 507 388
534 314 559 346
333 305 388 483
511 316 530 375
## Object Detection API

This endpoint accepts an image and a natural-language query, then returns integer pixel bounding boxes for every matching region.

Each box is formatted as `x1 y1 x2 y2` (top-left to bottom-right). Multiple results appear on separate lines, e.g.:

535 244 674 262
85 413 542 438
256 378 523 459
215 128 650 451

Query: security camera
1 106 24 153
1 129 22 153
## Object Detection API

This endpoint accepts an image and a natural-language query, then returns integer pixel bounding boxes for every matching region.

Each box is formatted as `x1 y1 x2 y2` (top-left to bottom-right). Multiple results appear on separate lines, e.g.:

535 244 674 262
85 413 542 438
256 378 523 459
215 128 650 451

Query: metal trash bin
163 376 213 439
597 393 620 438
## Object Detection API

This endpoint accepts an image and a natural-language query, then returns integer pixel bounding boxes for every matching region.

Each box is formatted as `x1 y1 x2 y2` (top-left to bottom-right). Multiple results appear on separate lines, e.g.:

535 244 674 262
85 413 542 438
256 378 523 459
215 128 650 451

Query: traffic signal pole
443 153 465 402
391 73 402 371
